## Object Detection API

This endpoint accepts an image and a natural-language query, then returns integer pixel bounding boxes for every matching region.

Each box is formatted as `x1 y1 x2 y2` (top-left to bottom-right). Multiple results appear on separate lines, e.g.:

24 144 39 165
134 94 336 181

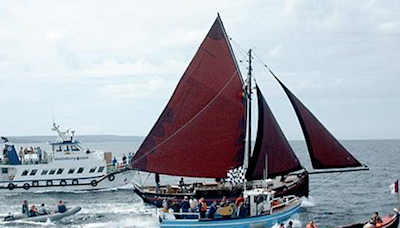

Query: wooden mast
244 49 253 190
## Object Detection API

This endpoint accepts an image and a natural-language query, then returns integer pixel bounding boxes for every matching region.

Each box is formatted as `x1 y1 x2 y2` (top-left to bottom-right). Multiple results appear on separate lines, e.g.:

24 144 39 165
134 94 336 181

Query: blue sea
1 138 399 228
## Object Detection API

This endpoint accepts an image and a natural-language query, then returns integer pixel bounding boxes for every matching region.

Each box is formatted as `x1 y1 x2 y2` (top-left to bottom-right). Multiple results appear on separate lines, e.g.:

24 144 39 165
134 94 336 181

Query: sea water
0 139 399 228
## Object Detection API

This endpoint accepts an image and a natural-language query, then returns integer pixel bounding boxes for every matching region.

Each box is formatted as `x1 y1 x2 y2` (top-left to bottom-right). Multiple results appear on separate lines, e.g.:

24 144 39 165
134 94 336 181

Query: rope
142 172 151 187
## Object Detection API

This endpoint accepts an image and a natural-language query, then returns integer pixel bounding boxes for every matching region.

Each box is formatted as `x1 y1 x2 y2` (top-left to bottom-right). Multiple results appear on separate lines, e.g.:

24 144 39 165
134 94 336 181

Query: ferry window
98 166 105 173
2 168 8 174
30 169 37 176
57 146 62 152
71 146 79 151
41 170 48 175
22 170 29 176
57 168 64 174
49 169 56 175
89 167 97 173
64 146 69 151
77 167 84 174
68 169 75 174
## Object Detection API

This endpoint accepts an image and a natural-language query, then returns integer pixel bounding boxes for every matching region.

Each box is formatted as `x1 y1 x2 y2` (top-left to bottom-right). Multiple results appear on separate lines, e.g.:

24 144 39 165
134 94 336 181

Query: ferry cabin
0 141 110 190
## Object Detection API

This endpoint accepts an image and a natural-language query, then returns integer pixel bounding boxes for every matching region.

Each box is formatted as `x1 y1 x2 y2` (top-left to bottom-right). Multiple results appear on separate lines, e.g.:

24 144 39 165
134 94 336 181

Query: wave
301 196 315 207
271 215 302 228
70 216 159 228
0 218 55 227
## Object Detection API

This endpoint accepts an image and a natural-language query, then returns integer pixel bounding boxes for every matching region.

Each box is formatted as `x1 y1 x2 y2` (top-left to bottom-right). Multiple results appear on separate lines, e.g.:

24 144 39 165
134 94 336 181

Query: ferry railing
269 195 299 214
0 160 9 165
106 162 132 172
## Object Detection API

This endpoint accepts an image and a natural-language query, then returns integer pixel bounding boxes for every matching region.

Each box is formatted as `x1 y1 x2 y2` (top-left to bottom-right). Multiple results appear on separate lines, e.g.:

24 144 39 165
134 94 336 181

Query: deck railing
270 195 298 214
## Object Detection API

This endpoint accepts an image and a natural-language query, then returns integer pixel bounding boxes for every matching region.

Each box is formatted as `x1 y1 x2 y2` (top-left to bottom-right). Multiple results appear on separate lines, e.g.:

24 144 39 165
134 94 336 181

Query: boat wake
301 196 315 207
70 216 159 228
80 202 155 216
0 218 55 227
271 216 302 228
30 187 133 194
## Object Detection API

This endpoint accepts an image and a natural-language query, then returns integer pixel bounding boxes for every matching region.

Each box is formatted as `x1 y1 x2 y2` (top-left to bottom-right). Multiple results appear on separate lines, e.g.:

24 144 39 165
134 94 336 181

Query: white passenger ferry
0 123 134 193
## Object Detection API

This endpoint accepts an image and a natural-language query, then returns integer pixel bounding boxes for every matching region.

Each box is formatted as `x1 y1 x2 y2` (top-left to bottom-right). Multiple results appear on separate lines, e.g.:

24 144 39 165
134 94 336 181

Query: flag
389 180 399 194
227 166 246 184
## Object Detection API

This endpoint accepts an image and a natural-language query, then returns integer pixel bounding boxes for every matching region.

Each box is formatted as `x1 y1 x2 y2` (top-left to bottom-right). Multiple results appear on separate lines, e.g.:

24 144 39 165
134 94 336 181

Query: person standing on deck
235 194 244 207
208 201 217 219
122 154 127 165
198 197 207 218
180 196 190 218
128 152 133 162
36 147 43 163
22 200 29 217
19 147 24 162
171 199 181 219
189 197 198 212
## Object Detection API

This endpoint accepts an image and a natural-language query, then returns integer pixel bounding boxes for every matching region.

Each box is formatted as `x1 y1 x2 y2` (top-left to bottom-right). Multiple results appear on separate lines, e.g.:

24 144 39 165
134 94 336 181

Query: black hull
338 212 399 228
133 171 309 207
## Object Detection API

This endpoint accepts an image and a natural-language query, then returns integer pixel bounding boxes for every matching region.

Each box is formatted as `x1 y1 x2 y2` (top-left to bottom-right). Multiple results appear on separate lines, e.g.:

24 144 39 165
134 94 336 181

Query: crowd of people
18 147 47 163
161 194 249 220
111 152 133 169
21 200 67 217
1 146 47 164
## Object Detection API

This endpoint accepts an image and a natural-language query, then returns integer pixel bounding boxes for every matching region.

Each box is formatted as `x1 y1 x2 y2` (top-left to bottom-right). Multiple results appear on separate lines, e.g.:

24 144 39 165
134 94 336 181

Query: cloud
0 0 399 139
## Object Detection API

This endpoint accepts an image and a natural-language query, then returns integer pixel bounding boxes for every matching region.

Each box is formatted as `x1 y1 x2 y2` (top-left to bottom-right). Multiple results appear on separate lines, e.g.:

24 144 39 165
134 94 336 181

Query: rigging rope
142 172 152 187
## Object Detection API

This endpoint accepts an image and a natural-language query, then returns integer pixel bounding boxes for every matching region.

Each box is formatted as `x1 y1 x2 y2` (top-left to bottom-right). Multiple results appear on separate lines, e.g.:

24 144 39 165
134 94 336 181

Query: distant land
5 135 145 144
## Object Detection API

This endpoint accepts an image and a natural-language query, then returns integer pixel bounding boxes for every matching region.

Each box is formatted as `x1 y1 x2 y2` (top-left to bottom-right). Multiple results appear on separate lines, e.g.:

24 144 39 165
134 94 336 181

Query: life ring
46 180 53 186
8 183 15 190
72 179 79 185
23 183 30 190
108 174 115 181
60 180 67 186
272 200 280 206
32 181 39 187
91 180 98 187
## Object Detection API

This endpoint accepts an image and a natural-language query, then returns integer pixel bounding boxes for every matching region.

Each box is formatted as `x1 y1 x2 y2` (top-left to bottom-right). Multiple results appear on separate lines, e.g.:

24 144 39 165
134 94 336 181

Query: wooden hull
338 212 399 228
134 171 309 207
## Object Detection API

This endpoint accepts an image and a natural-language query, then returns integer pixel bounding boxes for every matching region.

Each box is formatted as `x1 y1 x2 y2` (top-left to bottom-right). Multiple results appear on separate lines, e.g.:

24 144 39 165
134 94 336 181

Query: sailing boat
131 14 367 207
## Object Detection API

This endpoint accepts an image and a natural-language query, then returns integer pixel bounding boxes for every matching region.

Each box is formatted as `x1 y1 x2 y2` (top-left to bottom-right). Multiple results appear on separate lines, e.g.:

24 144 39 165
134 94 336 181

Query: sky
0 0 399 140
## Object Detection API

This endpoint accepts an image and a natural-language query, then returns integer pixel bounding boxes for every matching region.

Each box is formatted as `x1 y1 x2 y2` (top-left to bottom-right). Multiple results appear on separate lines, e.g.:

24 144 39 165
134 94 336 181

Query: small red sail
246 86 302 180
131 16 246 178
274 76 363 169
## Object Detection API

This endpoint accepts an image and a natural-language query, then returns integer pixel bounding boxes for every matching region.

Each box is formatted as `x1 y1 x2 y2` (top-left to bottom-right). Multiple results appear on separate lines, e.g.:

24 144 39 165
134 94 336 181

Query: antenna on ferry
51 105 56 125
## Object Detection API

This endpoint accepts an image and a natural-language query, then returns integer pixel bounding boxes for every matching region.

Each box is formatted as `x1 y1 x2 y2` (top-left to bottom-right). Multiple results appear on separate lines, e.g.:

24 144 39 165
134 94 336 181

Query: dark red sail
274 76 363 169
246 86 302 180
131 16 246 178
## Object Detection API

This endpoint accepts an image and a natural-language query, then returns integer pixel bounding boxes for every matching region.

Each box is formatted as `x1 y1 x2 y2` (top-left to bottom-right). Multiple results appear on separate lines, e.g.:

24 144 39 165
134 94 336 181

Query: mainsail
246 85 303 180
131 16 246 178
273 76 363 169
